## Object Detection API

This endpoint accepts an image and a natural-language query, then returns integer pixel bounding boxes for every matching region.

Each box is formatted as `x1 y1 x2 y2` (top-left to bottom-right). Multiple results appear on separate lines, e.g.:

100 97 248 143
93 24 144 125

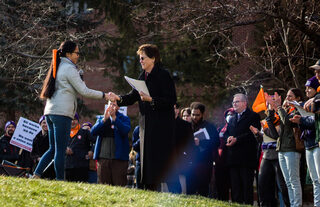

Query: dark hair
137 44 161 64
180 107 191 117
288 88 305 102
40 40 77 99
190 102 206 114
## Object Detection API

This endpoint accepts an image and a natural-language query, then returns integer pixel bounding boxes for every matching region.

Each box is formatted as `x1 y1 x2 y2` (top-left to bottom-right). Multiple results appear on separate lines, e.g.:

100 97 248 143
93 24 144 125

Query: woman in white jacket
34 40 107 180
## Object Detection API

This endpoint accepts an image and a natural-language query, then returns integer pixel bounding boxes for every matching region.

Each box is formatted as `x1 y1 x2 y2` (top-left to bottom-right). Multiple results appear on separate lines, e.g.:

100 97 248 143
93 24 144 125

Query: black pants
65 167 89 182
166 170 182 194
229 166 254 205
215 163 230 201
259 158 290 207
187 162 212 197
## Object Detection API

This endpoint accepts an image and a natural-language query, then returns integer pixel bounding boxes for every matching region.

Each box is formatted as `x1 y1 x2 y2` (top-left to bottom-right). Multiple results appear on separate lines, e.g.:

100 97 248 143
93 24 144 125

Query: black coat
119 63 177 184
224 108 261 168
0 134 33 169
31 132 49 161
0 135 19 163
173 117 195 174
65 128 94 169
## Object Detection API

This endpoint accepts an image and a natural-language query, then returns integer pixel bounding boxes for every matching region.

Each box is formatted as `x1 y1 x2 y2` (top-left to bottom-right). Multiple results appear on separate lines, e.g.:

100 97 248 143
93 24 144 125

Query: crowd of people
2 40 320 207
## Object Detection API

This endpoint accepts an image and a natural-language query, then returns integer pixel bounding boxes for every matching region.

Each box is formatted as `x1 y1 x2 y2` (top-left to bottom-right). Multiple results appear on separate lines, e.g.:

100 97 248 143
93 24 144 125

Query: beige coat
44 57 103 119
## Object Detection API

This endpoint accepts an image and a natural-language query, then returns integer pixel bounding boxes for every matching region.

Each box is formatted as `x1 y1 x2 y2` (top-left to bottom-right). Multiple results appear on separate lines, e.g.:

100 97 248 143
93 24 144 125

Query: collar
237 108 246 115
60 57 77 68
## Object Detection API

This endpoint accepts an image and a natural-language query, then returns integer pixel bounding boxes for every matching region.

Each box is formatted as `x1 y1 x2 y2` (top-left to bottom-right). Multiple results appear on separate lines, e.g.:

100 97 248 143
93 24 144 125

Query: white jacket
44 57 103 119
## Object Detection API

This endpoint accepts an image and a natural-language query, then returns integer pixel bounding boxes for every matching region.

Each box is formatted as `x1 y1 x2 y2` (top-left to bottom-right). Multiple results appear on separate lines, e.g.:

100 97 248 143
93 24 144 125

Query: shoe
31 174 40 179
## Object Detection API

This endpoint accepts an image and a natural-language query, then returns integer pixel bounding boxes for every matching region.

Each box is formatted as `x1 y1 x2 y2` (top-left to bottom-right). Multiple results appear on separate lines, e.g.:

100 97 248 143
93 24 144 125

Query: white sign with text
10 117 41 152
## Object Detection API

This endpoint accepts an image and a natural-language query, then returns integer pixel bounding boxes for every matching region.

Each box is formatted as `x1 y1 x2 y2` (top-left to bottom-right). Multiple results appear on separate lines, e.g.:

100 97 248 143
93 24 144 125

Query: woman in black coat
108 44 177 190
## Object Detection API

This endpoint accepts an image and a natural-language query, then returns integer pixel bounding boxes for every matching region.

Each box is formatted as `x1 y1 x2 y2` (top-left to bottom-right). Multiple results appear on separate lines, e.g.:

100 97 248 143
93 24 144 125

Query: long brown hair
40 40 77 99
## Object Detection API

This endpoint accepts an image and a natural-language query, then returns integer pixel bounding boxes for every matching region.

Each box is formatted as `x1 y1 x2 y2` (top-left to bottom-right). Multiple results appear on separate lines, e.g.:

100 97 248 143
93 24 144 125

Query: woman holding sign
34 40 108 180
108 44 177 191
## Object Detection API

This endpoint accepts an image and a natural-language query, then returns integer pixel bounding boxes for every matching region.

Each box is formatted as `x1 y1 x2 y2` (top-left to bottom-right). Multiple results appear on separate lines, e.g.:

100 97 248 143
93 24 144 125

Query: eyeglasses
232 100 244 105
140 56 147 61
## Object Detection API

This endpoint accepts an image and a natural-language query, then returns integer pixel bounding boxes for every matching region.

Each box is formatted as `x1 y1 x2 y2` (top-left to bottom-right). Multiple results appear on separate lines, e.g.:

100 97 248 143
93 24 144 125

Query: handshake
103 92 120 102
103 91 153 102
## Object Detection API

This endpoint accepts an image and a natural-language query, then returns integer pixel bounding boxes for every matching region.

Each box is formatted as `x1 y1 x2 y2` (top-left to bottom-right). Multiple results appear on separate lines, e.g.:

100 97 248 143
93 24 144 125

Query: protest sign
10 117 41 152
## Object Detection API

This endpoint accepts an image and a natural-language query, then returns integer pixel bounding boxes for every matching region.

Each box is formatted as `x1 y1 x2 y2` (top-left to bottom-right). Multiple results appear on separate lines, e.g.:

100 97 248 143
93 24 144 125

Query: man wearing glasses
224 93 261 205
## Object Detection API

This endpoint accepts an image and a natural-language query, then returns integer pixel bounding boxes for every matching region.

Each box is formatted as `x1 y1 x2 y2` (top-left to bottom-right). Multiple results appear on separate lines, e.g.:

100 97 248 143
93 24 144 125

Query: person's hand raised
289 115 301 124
273 92 282 108
103 107 110 122
304 98 314 112
108 102 117 120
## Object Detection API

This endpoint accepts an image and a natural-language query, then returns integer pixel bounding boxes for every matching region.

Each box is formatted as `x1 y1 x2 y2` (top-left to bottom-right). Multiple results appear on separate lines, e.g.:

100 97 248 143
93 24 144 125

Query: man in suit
224 93 261 205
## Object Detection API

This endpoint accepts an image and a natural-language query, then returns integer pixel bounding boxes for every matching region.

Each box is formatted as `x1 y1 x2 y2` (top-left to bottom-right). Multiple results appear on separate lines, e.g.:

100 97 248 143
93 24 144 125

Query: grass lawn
0 176 251 207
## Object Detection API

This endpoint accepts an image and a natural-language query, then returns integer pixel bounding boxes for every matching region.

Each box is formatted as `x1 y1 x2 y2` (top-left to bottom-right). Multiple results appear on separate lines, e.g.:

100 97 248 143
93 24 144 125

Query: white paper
10 117 41 152
288 101 314 117
194 128 210 140
124 76 150 96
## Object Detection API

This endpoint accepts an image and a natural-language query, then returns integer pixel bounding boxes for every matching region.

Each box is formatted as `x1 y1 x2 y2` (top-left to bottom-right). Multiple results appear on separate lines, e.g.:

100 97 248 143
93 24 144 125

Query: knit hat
309 59 320 70
5 121 16 130
74 113 79 121
224 108 235 118
305 76 320 91
81 122 92 128
39 115 46 124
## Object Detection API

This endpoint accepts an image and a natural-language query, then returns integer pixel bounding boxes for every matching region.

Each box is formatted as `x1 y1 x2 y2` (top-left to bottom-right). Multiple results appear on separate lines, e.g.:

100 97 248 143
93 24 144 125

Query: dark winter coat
299 116 318 150
31 132 49 162
173 117 195 174
276 107 297 152
118 63 177 184
65 128 94 169
0 134 19 163
0 134 33 169
192 120 220 164
224 108 261 168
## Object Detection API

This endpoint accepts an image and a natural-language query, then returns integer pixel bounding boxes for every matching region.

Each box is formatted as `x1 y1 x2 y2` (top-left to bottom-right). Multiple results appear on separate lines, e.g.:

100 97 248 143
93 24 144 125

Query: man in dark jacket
0 121 19 164
224 93 261 205
0 121 33 170
108 44 177 191
91 102 130 186
188 102 220 197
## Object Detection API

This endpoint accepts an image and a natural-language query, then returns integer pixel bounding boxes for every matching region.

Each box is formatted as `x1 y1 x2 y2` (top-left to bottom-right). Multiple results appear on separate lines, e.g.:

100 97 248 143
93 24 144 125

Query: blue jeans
306 147 320 207
34 115 71 180
278 151 302 207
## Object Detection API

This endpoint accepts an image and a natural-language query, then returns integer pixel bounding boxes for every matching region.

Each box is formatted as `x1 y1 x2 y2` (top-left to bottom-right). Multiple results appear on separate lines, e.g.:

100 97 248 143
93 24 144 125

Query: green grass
0 176 251 207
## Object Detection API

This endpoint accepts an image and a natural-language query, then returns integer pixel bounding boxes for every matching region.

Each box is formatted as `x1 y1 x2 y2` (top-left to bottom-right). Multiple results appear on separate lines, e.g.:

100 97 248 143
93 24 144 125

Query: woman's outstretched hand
106 92 120 102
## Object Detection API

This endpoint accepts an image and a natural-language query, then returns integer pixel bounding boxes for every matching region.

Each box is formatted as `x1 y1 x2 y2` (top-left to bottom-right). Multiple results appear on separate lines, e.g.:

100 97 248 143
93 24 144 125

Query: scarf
70 124 80 138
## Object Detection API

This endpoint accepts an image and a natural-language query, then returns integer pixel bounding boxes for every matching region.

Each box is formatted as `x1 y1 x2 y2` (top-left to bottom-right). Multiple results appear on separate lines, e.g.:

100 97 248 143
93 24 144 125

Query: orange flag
52 49 57 79
252 86 267 113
